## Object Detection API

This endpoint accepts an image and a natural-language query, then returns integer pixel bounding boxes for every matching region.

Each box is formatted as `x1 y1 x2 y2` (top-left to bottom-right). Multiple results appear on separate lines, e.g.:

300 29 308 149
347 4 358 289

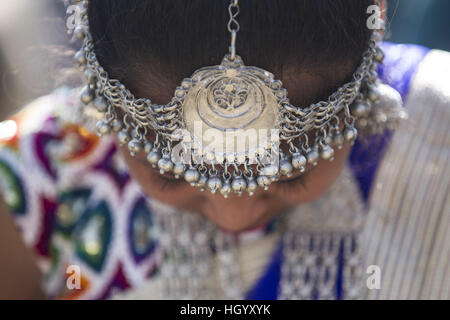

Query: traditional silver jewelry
67 0 403 197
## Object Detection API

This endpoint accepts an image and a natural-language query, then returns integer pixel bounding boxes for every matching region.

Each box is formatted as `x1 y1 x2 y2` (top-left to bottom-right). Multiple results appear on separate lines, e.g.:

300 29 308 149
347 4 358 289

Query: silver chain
227 0 240 61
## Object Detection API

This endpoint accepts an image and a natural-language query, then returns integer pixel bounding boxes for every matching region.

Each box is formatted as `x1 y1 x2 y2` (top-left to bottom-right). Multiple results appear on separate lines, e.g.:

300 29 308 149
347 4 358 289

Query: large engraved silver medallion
180 55 284 164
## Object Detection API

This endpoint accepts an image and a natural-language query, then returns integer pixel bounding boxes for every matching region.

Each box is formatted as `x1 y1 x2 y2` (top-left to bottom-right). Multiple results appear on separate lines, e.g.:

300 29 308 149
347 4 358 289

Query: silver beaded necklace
146 166 366 300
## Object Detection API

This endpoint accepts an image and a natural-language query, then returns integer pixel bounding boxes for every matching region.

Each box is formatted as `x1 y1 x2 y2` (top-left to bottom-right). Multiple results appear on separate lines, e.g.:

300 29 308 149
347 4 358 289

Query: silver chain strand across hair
67 0 404 198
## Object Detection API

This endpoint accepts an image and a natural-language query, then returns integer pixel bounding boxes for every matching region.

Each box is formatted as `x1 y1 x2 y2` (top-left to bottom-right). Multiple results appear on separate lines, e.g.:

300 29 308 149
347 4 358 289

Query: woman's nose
199 191 273 232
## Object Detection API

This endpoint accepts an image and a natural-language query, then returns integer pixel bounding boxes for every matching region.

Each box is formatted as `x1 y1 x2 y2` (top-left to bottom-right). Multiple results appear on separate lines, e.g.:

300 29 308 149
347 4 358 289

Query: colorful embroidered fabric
0 90 165 299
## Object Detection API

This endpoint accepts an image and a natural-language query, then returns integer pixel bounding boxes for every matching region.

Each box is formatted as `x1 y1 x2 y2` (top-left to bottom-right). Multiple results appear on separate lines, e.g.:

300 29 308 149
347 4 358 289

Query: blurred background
0 0 449 120
386 0 450 51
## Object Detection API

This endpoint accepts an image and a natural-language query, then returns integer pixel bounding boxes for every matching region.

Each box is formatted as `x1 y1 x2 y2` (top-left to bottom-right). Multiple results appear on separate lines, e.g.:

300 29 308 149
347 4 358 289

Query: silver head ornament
68 0 402 197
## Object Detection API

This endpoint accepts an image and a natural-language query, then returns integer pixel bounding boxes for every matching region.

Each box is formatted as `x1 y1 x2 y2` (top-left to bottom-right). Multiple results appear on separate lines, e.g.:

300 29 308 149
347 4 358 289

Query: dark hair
88 0 374 97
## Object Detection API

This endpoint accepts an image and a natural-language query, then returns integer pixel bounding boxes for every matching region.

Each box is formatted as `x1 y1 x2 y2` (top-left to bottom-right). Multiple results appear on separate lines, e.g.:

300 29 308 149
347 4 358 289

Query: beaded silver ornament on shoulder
67 0 402 198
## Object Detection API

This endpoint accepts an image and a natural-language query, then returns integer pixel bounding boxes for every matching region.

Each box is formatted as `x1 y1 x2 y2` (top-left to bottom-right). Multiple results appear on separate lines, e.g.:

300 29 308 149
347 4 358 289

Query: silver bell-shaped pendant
73 25 86 40
128 139 143 156
144 142 154 154
173 163 185 179
110 119 123 132
291 153 307 172
351 99 371 118
184 167 200 186
96 120 111 136
80 87 95 105
117 130 131 146
306 148 319 166
147 149 162 168
94 96 108 113
207 175 223 194
246 176 258 196
257 175 271 191
85 70 97 85
158 155 174 174
220 181 232 198
279 159 293 177
231 176 247 196
74 49 86 67
319 143 335 162
333 131 345 150
344 126 358 144
375 47 385 63
197 173 209 192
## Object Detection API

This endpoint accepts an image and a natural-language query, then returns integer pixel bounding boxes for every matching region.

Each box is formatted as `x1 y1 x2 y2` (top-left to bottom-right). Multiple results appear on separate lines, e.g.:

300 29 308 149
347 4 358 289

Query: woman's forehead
130 59 357 108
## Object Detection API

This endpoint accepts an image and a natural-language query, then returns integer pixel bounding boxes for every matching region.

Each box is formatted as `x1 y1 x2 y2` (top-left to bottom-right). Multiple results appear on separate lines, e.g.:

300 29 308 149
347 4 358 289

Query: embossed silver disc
181 55 283 163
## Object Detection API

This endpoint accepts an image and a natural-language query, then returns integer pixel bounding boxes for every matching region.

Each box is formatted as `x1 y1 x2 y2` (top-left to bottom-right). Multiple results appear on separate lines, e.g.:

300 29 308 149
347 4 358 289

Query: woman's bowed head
1 0 449 301
67 0 395 231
